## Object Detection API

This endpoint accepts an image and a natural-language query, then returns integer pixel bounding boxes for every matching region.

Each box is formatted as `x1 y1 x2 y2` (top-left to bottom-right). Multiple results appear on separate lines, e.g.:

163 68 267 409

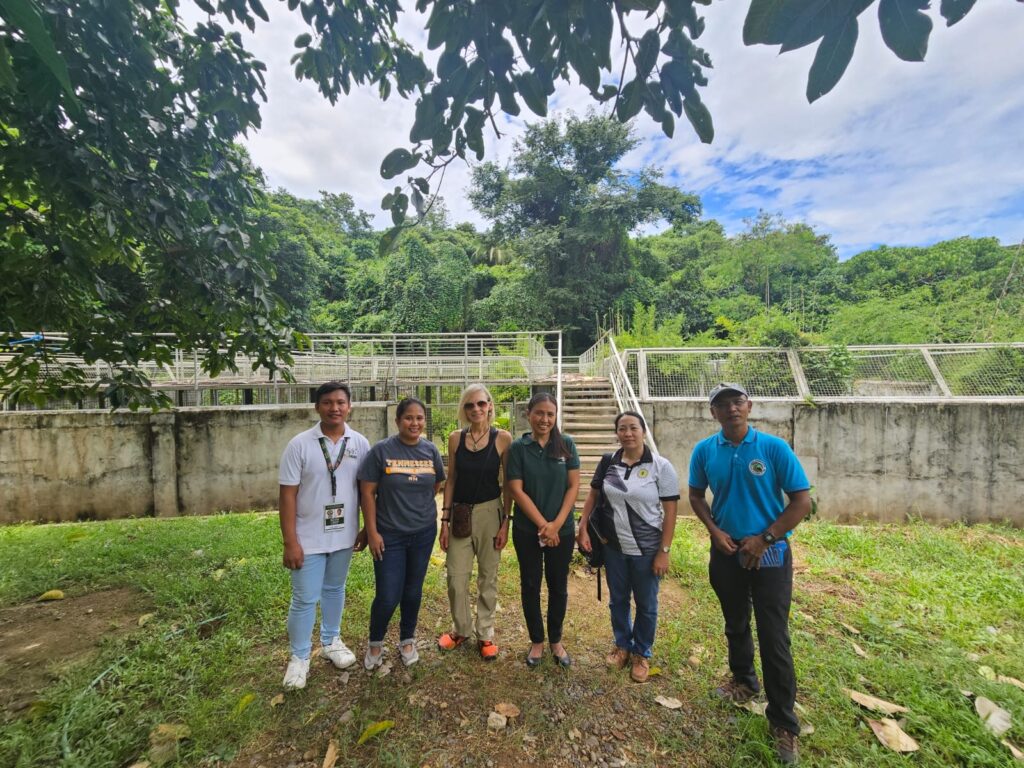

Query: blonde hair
457 383 495 428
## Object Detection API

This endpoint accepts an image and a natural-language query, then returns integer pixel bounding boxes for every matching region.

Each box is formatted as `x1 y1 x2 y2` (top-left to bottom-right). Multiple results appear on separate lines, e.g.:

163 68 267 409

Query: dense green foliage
252 119 1022 353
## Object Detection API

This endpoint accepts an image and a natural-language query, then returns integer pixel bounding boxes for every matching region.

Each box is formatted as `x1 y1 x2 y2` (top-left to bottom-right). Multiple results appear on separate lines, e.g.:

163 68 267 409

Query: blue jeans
287 548 354 660
604 547 660 658
369 524 436 643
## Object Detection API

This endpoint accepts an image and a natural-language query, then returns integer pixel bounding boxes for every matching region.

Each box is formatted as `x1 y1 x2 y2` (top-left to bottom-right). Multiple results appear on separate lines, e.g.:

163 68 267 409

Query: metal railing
608 343 1024 401
2 331 564 409
596 333 659 456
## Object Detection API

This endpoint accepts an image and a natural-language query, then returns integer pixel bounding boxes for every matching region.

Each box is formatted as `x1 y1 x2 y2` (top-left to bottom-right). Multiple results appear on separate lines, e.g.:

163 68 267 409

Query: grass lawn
0 514 1022 767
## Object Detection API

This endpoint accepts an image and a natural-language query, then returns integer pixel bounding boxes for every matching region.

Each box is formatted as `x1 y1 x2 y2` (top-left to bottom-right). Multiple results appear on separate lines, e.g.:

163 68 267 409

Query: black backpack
579 453 617 599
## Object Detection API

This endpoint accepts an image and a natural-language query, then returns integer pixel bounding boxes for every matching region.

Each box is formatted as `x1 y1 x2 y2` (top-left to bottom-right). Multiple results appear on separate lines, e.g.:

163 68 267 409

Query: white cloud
203 1 1024 258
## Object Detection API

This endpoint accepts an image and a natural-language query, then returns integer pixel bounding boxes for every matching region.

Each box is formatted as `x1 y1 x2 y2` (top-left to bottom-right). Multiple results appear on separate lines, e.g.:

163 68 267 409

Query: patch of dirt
227 566 713 768
0 587 148 719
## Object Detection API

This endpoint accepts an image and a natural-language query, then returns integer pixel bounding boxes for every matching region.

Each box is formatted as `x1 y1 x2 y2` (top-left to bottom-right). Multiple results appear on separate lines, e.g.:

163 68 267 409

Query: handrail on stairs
593 332 659 458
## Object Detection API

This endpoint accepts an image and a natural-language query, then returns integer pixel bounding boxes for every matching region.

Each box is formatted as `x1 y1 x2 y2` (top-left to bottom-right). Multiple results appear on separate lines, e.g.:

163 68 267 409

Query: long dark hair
527 392 572 460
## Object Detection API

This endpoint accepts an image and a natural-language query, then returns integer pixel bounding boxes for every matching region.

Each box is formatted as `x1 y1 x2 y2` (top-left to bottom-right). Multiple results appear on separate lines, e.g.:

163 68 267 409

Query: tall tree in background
470 114 699 351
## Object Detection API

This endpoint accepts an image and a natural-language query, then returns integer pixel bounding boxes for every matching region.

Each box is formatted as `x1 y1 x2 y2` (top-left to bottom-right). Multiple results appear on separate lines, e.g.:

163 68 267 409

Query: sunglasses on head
464 399 490 410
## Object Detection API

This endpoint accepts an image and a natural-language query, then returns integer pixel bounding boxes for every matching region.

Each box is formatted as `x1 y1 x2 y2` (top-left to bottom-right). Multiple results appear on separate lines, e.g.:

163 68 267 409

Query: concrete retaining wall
0 405 388 523
647 400 1023 526
3 400 1022 525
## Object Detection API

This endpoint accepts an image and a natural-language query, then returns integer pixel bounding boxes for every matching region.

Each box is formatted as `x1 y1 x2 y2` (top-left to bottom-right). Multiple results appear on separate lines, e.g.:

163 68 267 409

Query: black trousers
513 525 574 644
709 543 800 735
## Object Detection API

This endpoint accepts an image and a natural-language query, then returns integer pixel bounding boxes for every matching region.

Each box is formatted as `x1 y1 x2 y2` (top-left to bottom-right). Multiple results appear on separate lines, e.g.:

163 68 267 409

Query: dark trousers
513 526 574 644
709 543 799 735
369 524 436 642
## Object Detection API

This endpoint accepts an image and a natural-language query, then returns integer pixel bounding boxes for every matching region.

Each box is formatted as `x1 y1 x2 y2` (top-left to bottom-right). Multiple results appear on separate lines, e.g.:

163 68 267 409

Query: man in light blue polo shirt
688 383 811 766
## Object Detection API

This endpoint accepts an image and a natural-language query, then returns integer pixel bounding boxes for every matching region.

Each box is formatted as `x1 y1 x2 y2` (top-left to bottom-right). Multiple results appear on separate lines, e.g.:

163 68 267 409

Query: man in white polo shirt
279 381 371 689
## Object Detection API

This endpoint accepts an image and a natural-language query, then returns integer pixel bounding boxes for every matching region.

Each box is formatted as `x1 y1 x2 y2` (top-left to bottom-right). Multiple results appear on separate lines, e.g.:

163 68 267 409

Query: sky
204 1 1024 260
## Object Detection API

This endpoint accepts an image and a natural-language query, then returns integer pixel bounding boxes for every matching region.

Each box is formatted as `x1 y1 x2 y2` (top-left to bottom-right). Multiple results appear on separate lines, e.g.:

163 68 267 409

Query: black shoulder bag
579 453 615 599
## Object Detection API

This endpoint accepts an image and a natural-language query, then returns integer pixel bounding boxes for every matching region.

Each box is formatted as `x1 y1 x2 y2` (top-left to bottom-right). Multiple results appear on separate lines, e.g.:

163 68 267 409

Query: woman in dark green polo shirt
506 392 581 668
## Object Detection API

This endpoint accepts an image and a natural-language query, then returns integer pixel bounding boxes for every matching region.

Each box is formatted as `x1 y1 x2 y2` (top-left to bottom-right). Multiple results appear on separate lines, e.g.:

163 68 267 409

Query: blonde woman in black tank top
438 384 512 660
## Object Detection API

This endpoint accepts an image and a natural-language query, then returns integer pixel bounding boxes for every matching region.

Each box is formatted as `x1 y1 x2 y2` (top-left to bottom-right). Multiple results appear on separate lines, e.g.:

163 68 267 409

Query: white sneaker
399 640 419 667
322 638 356 669
363 645 384 671
283 655 310 689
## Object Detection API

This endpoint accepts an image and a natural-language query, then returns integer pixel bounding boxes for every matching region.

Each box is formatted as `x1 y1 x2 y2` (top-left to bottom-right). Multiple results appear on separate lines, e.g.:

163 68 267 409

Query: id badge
324 503 345 533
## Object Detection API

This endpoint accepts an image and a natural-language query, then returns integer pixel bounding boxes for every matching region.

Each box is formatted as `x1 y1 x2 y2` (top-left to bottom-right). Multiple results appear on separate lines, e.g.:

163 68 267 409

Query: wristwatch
761 530 778 545
661 545 671 554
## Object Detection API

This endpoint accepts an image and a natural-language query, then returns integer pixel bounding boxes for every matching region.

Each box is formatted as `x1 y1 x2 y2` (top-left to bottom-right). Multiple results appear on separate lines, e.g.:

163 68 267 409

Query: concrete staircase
560 378 620 504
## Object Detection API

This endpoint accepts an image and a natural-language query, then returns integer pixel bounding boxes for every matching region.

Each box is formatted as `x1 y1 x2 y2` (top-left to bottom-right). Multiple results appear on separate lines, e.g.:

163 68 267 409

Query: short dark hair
614 410 647 433
396 396 427 420
313 381 352 405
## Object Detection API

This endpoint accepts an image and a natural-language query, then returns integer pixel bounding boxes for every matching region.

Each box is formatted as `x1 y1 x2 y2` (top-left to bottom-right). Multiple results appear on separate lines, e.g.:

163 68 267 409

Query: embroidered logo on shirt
638 468 649 478
748 459 766 476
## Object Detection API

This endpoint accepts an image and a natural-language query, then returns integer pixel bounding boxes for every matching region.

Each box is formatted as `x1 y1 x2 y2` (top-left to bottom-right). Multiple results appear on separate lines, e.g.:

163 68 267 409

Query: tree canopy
0 0 1009 404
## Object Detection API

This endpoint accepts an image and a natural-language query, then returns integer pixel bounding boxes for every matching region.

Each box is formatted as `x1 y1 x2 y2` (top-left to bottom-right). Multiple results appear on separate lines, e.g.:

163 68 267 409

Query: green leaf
0 0 76 101
515 71 547 116
356 719 395 745
682 95 713 143
878 0 931 62
248 0 269 23
294 32 312 48
380 148 419 179
616 80 644 121
0 39 16 92
806 14 858 102
585 2 614 69
496 77 520 116
940 0 978 26
660 111 675 139
378 227 400 256
634 29 661 78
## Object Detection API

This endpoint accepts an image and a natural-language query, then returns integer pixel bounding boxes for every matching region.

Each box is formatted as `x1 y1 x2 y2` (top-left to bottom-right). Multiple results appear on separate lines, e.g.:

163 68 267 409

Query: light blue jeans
287 548 354 660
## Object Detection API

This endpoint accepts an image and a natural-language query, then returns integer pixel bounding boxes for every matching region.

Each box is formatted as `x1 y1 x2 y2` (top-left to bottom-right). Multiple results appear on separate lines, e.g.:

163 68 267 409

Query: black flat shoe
553 650 572 668
525 651 543 668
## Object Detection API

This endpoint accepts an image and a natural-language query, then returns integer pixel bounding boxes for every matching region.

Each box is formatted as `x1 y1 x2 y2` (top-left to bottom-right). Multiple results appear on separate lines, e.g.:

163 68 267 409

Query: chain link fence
624 344 1024 400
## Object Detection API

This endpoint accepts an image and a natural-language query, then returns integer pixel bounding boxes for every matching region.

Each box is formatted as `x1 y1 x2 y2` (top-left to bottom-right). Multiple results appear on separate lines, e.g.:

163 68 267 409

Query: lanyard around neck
318 436 349 498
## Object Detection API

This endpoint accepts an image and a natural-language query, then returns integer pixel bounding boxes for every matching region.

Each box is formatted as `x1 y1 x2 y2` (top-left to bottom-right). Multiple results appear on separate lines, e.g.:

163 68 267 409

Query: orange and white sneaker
437 632 468 652
478 639 499 661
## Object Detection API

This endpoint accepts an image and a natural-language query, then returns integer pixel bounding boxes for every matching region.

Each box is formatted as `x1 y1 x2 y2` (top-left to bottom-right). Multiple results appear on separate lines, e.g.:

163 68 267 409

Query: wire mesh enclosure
616 344 1024 400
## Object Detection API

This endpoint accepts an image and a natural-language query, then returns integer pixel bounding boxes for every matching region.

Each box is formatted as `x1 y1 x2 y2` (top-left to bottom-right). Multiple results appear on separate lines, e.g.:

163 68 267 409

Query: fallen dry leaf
487 711 507 730
38 589 65 602
799 720 815 736
738 700 768 716
979 665 997 681
839 622 860 635
687 655 701 668
269 693 285 708
843 688 909 715
322 738 339 768
212 569 226 581
1002 739 1024 761
867 718 919 752
494 702 520 719
976 697 1012 737
148 723 191 766
851 642 869 659
356 720 395 745
998 675 1024 692
648 666 662 677
654 695 682 710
